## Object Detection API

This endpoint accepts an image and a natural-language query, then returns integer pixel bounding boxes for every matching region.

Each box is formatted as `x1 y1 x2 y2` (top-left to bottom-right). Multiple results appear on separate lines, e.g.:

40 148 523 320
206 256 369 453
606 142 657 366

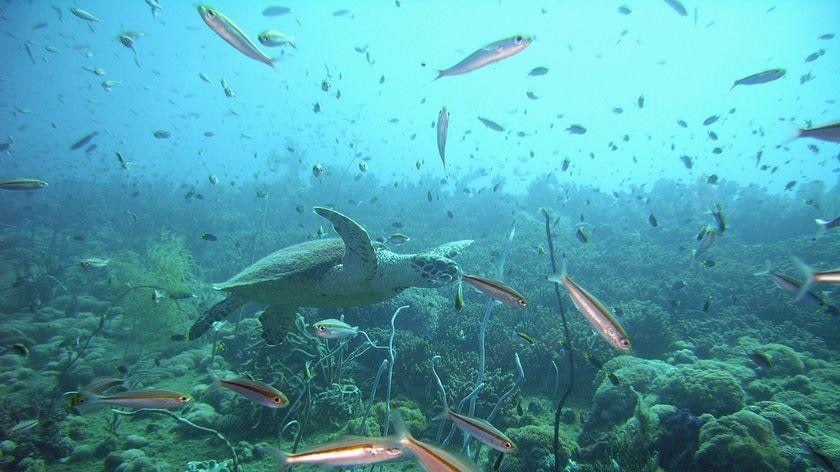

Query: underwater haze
0 1 838 472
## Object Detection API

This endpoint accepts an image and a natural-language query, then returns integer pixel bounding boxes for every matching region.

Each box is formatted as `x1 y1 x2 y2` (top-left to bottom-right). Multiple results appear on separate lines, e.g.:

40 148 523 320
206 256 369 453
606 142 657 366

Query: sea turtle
188 207 472 345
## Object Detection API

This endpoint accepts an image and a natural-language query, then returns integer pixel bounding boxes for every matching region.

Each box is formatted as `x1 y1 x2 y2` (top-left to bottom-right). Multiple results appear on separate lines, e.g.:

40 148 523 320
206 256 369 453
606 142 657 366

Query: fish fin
547 259 568 284
791 256 815 301
262 445 290 472
391 408 413 444
204 368 222 394
434 70 444 81
753 260 772 277
432 406 452 422
814 219 827 239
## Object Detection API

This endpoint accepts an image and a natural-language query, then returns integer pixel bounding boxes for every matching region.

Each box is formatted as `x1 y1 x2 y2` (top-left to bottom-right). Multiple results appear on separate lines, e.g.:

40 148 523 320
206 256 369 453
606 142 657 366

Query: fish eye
179 396 190 402
619 339 630 348
504 441 513 449
514 36 523 44
273 396 282 404
317 325 326 332
206 9 215 17
518 299 527 307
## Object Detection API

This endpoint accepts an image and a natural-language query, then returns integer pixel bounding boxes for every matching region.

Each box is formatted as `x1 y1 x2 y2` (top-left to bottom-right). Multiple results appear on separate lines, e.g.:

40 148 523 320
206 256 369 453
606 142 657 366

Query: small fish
200 232 218 241
438 409 516 453
814 216 840 240
455 282 464 311
312 163 324 177
706 174 718 184
312 318 358 339
702 295 712 312
461 274 527 308
394 410 479 472
197 5 275 68
332 9 352 17
70 131 99 151
258 30 296 49
671 281 686 291
804 49 825 63
101 80 122 91
818 33 835 40
437 106 449 175
152 289 164 304
694 227 716 259
648 214 658 227
680 155 693 169
566 124 587 135
3 343 29 357
115 152 133 170
676 119 687 128
747 350 772 369
562 157 571 171
0 179 48 191
264 436 405 470
730 68 786 90
210 372 288 408
262 6 291 17
575 226 589 243
516 332 537 345
711 203 726 234
663 0 687 16
6 419 38 435
70 8 101 23
700 259 716 268
784 180 797 191
436 35 532 80
389 233 410 244
153 130 171 139
703 115 719 126
170 334 187 341
548 262 632 352
527 66 549 76
80 257 109 269
76 390 192 410
478 116 504 132
526 89 540 100
637 94 645 108
145 0 163 20
208 174 218 185
617 6 632 15
794 121 840 143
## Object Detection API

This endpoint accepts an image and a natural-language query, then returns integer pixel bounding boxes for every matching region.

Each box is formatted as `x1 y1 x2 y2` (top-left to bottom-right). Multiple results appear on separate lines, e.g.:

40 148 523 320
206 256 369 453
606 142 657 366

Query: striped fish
754 262 828 309
548 262 632 352
211 372 288 408
439 409 516 453
461 274 527 308
79 389 192 409
394 410 479 472
197 5 274 68
312 318 358 339
263 436 406 471
437 106 449 175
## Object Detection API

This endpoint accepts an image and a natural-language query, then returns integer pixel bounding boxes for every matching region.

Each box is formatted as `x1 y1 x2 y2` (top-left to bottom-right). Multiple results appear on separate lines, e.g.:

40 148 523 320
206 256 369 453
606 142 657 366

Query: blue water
0 2 838 472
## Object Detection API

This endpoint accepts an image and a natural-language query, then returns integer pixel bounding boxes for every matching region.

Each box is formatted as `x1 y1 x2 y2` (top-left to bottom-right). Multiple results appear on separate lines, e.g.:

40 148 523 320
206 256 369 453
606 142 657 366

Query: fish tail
204 368 222 394
791 256 815 301
547 259 567 284
73 391 105 413
391 408 414 445
263 445 290 472
814 219 827 239
753 260 772 277
432 405 452 422
434 70 444 81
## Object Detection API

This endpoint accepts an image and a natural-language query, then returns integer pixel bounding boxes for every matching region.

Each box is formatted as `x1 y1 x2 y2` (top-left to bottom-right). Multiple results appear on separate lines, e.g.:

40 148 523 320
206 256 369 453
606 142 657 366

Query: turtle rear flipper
259 305 296 346
428 240 474 259
313 207 377 281
188 293 247 340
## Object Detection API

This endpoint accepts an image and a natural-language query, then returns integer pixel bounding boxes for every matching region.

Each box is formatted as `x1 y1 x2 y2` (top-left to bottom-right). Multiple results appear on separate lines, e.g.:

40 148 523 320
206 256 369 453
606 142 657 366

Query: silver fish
258 30 296 49
795 121 840 143
436 35 531 80
264 436 405 471
197 5 274 68
754 262 827 308
437 106 449 175
394 410 478 472
730 68 786 90
69 8 101 23
663 0 687 16
477 116 504 132
438 409 516 453
312 318 358 339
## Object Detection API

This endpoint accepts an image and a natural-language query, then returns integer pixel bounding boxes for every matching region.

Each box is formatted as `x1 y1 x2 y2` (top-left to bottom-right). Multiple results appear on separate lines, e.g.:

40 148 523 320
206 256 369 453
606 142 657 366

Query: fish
209 372 288 408
706 174 718 184
460 274 527 308
792 257 840 302
618 6 632 15
312 318 358 339
648 214 658 227
101 80 122 91
333 9 352 17
76 390 192 410
637 95 645 108
263 436 405 471
435 35 532 80
70 131 99 150
700 260 716 268
0 179 48 191
663 0 687 16
208 174 218 185
730 68 786 90
794 121 840 143
262 6 291 17
562 157 571 171
527 66 549 76
703 115 719 126
814 216 840 239
69 8 101 23
115 152 133 170
711 203 726 234
478 116 504 132
575 226 589 243
676 119 687 128
197 5 275 68
80 257 109 269
145 0 163 20
437 106 449 175
747 350 772 369
455 282 464 311
754 262 828 308
583 352 621 386
516 332 537 345
566 124 587 135
6 343 29 356
394 410 479 472
389 233 410 244
200 232 218 241
437 409 516 453
152 289 164 304
312 163 324 177
6 419 38 436
680 155 693 169
694 227 716 259
548 261 632 352
258 31 296 49
153 130 171 139
671 281 686 291
702 295 712 312
526 89 540 100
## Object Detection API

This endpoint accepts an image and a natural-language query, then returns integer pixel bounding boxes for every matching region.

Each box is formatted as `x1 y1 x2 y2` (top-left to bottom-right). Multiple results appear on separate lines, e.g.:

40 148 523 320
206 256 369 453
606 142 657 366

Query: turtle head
409 254 460 288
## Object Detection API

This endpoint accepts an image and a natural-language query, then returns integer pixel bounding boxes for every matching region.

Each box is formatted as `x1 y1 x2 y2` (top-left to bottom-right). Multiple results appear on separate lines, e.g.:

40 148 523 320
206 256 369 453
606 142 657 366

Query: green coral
500 423 558 472
656 364 745 417
694 410 788 472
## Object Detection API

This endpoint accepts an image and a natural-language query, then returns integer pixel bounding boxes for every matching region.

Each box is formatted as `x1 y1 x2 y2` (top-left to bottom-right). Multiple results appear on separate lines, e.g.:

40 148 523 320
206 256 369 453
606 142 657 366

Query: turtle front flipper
259 305 297 346
427 240 474 259
313 207 377 281
188 293 247 340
